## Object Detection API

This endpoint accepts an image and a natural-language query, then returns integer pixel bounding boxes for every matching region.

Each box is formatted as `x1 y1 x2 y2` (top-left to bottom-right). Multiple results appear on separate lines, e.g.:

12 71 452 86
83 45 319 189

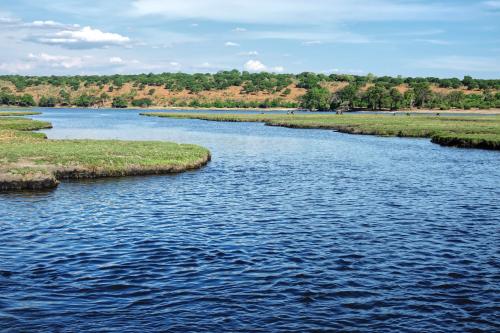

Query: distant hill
0 71 499 110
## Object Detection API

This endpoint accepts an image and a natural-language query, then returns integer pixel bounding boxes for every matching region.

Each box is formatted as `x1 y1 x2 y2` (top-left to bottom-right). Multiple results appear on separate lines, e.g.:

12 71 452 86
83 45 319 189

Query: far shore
2 105 500 115
377 108 500 115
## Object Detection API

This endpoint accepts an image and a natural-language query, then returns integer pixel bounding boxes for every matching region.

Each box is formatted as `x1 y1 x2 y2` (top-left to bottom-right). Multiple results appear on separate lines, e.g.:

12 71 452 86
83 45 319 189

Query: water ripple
0 108 499 332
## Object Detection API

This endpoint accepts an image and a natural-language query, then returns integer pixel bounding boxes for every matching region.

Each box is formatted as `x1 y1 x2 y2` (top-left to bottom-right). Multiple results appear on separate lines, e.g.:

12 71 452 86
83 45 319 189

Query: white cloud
414 39 452 46
247 30 371 44
131 0 467 24
244 59 284 73
0 15 22 26
225 41 240 47
1 17 79 30
31 26 131 49
0 17 15 24
0 15 130 49
273 66 285 73
244 60 266 72
233 27 247 32
238 51 259 56
28 53 87 68
482 1 500 10
109 56 124 64
388 29 445 37
24 20 76 29
416 56 500 72
0 53 147 74
302 40 323 45
0 62 33 73
322 68 365 75
30 20 60 27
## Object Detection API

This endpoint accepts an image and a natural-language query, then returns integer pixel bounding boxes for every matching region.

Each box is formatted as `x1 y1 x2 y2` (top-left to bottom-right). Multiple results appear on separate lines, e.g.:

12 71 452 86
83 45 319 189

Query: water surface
1 108 499 332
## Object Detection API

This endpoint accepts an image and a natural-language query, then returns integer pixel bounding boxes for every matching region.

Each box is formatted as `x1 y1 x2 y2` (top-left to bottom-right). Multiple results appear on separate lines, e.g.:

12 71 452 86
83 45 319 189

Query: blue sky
0 0 499 78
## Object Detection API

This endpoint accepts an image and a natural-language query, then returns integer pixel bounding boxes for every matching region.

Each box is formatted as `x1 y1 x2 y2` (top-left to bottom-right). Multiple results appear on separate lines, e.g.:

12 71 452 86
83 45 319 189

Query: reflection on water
1 108 499 332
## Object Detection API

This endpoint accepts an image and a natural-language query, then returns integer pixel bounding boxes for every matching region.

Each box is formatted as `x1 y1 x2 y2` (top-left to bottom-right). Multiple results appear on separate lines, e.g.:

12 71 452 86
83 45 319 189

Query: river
1 108 499 332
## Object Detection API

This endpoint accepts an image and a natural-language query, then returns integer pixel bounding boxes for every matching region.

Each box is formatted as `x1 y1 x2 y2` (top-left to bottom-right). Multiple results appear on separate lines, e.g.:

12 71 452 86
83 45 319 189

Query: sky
0 0 499 78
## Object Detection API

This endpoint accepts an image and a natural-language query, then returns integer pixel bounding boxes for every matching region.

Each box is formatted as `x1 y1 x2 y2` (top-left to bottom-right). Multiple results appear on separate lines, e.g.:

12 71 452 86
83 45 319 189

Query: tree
112 96 128 108
403 90 415 109
0 92 16 105
447 91 465 108
411 82 432 108
389 88 403 110
74 94 95 107
296 72 322 89
97 92 109 106
17 94 36 107
131 98 153 107
332 84 360 110
38 96 57 107
365 85 386 110
462 76 477 90
300 87 331 111
59 89 71 105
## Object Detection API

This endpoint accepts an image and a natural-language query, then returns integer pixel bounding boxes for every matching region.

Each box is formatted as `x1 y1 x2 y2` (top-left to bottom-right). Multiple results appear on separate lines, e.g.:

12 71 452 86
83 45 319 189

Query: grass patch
0 111 41 117
142 112 500 150
0 116 210 191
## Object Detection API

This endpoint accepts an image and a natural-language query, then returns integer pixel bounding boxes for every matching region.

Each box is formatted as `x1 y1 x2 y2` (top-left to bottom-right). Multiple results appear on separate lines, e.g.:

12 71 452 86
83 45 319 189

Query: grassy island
0 116 210 191
0 111 41 117
142 112 500 151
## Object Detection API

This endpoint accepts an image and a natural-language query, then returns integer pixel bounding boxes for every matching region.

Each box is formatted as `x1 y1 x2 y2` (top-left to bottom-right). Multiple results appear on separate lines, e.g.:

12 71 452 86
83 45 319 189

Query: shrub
38 96 57 107
112 96 128 108
131 98 153 107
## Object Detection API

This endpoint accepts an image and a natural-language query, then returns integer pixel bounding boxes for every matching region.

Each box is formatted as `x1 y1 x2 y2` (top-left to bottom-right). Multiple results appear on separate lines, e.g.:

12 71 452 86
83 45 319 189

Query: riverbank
142 112 500 150
5 105 500 115
374 108 500 115
138 107 500 114
0 111 42 116
0 116 211 191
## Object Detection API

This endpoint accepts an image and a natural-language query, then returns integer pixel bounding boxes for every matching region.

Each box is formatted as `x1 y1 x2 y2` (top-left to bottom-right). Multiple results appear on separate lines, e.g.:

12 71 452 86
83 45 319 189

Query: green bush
112 96 128 108
38 96 57 107
74 94 95 107
301 87 331 111
131 98 153 107
17 94 36 107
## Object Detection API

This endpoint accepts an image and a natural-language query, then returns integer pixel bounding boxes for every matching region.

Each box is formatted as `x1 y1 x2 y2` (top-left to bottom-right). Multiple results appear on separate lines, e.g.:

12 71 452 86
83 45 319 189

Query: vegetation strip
1 72 499 111
0 117 211 191
142 112 500 151
0 111 41 116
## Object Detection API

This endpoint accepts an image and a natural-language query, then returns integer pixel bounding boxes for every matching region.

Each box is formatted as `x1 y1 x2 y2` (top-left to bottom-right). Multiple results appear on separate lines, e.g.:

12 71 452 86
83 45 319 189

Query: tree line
301 82 500 111
0 71 499 110
1 71 499 94
0 88 298 109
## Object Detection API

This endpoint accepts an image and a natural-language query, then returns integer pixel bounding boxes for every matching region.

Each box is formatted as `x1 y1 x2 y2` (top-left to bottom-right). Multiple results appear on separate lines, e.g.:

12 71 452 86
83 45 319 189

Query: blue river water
1 108 499 332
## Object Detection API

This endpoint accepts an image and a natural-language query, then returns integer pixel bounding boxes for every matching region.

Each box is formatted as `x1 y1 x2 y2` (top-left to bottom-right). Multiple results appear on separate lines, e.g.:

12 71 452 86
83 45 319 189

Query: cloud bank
131 0 466 24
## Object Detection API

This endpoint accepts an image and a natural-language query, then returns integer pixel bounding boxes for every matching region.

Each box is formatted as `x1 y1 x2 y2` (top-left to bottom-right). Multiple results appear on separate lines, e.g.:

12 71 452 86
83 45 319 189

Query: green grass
0 116 211 190
0 117 52 131
0 111 41 117
142 112 500 150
